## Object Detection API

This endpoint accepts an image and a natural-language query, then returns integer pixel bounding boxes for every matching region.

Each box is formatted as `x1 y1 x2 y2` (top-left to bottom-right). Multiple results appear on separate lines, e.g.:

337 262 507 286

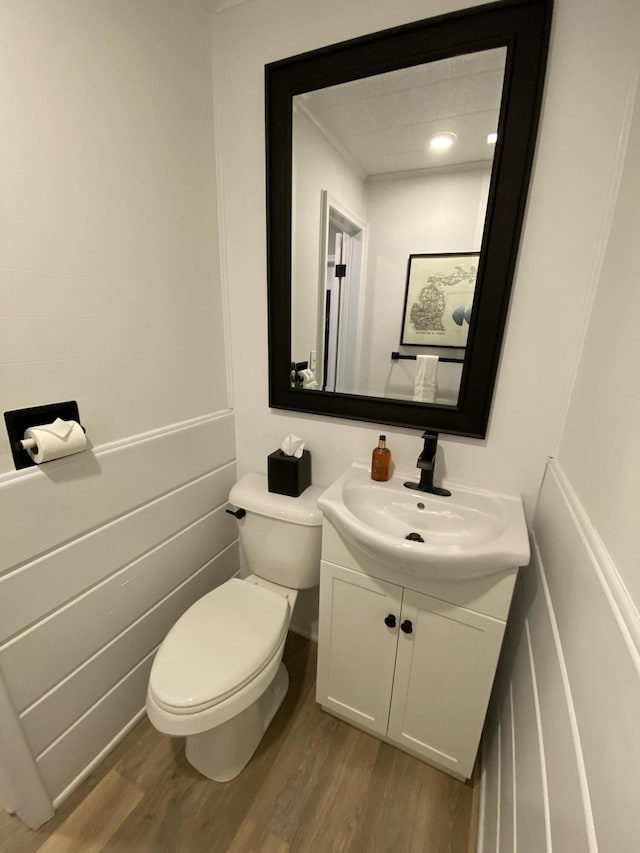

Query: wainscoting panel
0 461 237 644
497 637 515 853
36 651 156 801
478 460 640 853
509 588 547 853
19 546 238 757
0 412 236 573
0 412 238 813
480 700 500 853
520 548 590 853
1 506 237 712
534 464 640 853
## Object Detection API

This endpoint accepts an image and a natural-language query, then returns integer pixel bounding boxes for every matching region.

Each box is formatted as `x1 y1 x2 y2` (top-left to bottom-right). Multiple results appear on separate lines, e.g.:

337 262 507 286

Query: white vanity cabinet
316 521 518 780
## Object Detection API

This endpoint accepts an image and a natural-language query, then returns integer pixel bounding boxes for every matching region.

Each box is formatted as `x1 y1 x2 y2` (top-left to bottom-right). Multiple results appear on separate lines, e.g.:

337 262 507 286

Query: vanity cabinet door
316 561 402 737
387 589 505 778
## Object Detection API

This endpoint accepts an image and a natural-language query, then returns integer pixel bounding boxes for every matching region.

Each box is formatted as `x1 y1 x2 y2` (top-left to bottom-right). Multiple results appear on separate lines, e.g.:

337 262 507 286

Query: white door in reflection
321 197 366 394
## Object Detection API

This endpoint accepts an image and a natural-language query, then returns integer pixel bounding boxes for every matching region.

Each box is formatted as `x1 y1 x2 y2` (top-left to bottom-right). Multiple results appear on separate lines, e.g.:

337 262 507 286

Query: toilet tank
228 474 324 589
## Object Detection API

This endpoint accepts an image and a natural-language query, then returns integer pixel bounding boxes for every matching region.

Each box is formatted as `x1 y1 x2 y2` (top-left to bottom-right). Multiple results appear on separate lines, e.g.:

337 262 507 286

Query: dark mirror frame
265 0 552 438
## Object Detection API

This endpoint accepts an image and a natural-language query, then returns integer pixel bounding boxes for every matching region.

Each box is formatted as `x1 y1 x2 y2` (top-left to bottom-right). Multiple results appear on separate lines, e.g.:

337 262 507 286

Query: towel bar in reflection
390 351 464 364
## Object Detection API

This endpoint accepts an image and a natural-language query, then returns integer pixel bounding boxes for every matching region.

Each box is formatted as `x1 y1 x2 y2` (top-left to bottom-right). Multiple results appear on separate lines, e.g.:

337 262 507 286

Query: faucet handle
405 431 451 497
421 431 439 455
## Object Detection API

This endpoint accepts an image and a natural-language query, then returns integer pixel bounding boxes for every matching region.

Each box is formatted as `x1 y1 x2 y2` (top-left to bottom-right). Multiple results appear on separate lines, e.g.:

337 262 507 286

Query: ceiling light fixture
429 132 457 151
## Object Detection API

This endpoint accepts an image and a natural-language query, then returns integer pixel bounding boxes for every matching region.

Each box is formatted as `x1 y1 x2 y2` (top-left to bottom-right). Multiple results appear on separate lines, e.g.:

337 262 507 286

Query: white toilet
146 473 323 782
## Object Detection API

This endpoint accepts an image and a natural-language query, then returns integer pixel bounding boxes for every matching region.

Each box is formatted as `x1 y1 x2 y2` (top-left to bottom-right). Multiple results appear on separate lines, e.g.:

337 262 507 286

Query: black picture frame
400 253 480 350
265 0 552 438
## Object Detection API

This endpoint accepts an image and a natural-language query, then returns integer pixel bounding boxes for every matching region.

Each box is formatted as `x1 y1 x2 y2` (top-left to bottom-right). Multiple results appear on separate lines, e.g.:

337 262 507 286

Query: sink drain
405 532 425 543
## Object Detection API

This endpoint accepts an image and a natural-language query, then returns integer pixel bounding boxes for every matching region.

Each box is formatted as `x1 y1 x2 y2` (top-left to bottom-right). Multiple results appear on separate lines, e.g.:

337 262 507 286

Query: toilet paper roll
23 418 87 464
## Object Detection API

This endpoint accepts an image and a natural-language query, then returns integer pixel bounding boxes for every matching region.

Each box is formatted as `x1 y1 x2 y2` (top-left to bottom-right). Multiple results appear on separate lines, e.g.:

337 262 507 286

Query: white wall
0 0 236 825
479 40 640 853
362 167 489 402
213 0 639 519
480 463 640 853
0 0 229 473
292 108 366 362
557 76 640 613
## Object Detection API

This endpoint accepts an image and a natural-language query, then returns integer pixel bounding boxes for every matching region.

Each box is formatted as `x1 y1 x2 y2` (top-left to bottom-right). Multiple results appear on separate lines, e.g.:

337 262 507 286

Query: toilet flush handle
226 507 246 519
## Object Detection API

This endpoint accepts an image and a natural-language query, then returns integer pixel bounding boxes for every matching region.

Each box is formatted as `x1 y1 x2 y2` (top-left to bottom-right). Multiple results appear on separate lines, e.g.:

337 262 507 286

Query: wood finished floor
1 634 478 853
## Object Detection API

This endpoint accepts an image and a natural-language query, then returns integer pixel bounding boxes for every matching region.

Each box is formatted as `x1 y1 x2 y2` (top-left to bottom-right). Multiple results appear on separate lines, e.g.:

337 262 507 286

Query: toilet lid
149 579 290 714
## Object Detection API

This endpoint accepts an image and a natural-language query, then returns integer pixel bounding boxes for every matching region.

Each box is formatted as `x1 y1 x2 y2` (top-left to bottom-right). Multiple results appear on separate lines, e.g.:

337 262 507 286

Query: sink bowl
318 462 530 580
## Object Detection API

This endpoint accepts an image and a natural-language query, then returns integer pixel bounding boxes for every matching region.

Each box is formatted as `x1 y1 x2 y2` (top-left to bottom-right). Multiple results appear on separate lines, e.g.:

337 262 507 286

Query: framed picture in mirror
400 253 479 349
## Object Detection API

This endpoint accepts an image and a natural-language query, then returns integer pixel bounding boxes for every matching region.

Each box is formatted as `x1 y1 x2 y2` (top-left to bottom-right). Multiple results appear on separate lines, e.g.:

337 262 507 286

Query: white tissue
23 418 87 464
280 433 305 458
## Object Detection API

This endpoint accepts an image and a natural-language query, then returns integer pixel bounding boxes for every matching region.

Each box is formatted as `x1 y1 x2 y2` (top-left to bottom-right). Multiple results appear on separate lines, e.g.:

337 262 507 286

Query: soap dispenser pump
371 434 391 482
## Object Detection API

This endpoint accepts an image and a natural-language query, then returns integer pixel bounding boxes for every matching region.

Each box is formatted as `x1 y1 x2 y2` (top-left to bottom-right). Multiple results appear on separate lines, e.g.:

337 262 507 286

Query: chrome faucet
404 431 451 497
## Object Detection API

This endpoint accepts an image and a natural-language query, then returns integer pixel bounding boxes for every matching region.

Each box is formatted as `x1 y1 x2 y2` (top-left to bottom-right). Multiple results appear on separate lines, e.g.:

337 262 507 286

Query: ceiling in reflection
295 48 506 176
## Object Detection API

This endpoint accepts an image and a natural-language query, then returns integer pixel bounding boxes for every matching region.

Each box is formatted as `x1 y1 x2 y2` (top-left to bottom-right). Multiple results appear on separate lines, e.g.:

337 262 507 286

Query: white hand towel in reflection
413 354 438 403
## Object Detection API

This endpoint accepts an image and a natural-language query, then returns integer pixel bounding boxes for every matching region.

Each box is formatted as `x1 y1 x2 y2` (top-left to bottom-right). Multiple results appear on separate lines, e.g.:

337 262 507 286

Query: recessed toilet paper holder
4 401 85 470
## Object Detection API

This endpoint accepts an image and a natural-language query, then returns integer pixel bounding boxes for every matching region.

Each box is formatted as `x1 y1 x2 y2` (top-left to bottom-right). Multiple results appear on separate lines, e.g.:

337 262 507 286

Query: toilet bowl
146 474 323 782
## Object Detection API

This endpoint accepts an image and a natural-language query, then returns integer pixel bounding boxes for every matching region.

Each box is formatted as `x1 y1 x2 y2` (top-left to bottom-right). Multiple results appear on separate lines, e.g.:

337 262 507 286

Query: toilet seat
148 578 290 716
147 634 287 737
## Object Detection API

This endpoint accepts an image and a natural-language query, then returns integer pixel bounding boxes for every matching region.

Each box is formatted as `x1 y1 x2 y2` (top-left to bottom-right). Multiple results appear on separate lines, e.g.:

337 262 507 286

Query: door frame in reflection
318 192 367 393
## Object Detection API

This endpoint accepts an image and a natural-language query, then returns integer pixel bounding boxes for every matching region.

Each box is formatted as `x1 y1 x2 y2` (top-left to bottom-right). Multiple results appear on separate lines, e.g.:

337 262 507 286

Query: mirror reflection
291 47 506 406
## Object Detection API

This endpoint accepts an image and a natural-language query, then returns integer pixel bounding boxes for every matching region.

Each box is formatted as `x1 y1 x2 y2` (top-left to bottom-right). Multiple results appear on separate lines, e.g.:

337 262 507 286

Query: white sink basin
318 462 530 580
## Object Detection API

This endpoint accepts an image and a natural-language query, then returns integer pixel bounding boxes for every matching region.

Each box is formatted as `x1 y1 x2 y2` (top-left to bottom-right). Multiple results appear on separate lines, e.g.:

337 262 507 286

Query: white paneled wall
558 74 640 612
0 414 238 811
479 463 640 853
479 59 640 853
0 0 236 827
0 0 228 474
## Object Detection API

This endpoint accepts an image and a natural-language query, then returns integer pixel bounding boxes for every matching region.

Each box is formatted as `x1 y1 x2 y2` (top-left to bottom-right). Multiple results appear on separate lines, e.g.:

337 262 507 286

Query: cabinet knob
384 614 397 628
400 619 413 635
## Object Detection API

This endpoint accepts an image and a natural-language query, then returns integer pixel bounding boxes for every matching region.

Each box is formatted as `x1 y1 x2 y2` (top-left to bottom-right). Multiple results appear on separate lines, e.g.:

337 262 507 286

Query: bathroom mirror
266 0 552 437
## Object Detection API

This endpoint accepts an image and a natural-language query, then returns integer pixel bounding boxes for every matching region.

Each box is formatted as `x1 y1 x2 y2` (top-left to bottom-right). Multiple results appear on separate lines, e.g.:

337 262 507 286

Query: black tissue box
268 449 311 497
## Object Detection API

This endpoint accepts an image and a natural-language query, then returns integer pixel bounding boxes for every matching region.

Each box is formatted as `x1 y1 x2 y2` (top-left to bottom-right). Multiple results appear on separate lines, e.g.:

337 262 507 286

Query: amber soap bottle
371 434 391 481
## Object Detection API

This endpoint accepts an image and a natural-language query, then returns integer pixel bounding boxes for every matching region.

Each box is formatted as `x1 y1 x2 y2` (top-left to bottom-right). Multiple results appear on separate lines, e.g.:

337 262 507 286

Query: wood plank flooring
1 634 478 853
